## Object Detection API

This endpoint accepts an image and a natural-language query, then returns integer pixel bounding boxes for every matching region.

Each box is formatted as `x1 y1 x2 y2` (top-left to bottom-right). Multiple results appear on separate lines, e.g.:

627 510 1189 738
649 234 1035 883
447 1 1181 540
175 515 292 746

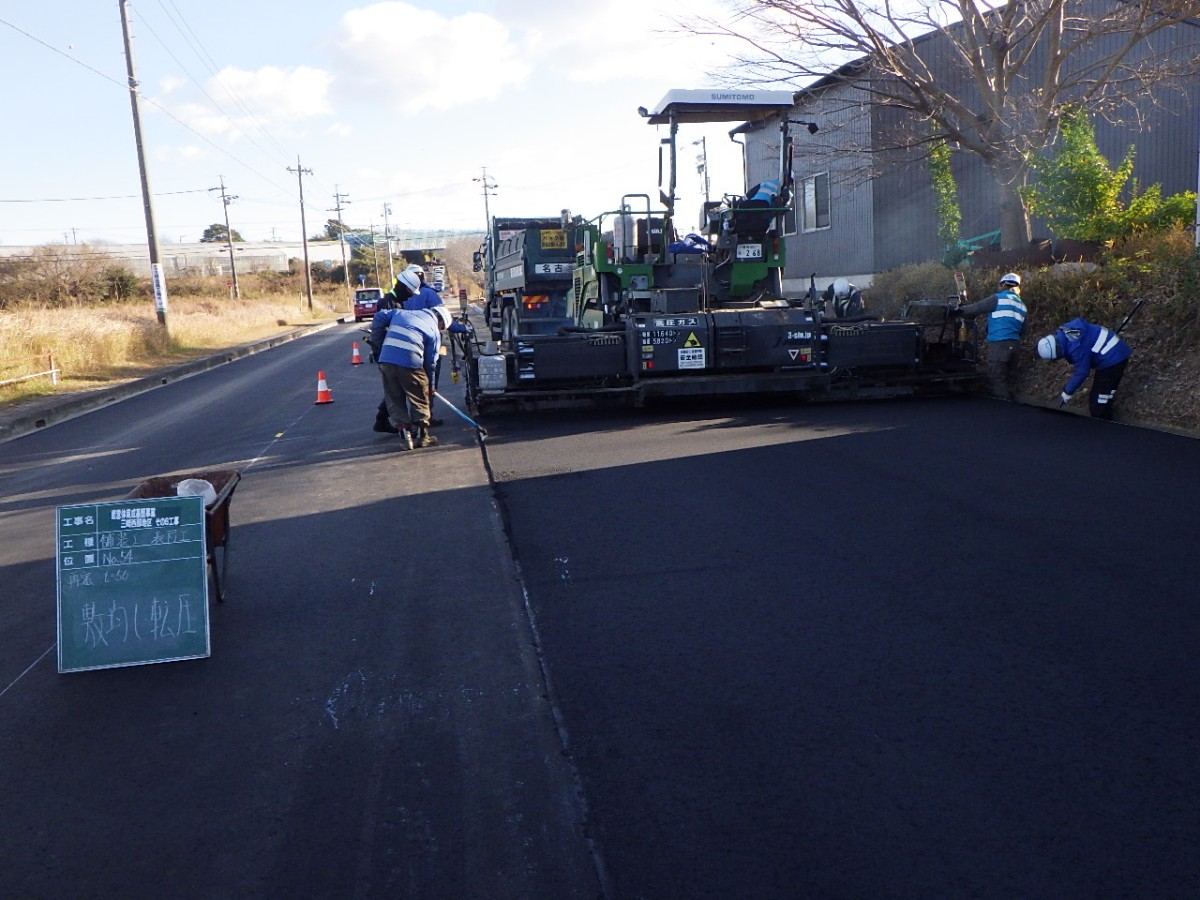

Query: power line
0 15 130 91
145 0 293 167
0 188 213 203
3 12 370 242
1 11 294 203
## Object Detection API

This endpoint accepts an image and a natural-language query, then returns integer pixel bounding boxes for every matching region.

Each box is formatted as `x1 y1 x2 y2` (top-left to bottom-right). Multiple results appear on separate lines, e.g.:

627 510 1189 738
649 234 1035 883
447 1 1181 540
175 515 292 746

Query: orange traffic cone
314 371 334 404
351 342 363 365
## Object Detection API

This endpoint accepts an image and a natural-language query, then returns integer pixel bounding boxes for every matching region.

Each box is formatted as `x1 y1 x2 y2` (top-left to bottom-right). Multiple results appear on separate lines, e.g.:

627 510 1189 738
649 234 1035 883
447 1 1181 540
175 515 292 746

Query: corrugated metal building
740 1 1200 294
0 230 480 278
0 242 338 278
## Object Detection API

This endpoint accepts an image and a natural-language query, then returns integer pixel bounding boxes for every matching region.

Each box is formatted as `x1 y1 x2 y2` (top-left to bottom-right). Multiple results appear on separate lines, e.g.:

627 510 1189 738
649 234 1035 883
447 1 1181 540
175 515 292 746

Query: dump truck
478 216 579 343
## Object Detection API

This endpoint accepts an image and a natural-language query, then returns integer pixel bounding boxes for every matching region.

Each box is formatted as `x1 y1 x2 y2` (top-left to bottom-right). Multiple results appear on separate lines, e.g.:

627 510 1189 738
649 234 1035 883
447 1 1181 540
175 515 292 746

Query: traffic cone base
351 342 363 365
314 370 334 404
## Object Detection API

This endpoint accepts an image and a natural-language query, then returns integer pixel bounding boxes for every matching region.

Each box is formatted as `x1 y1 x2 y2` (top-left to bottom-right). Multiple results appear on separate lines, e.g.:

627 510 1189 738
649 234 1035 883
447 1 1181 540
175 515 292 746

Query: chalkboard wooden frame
56 495 211 673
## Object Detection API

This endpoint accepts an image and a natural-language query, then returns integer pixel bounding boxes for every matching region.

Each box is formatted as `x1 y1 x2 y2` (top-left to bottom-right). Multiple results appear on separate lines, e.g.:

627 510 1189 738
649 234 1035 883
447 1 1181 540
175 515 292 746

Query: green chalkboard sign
56 495 210 673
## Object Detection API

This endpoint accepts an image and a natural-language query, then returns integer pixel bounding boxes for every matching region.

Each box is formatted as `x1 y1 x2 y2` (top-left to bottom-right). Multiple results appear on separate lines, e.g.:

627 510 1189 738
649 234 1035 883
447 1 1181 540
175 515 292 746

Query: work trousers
985 339 1019 401
379 363 431 429
1090 359 1128 420
375 353 442 425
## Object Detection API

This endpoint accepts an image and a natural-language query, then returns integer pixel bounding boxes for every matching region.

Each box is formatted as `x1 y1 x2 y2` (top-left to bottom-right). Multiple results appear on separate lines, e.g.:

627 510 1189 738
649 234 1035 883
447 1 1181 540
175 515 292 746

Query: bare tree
692 0 1200 248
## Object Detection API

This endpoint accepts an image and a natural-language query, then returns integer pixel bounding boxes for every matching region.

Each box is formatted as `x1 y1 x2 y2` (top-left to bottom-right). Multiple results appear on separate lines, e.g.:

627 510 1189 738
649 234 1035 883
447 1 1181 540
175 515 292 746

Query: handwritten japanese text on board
56 496 210 673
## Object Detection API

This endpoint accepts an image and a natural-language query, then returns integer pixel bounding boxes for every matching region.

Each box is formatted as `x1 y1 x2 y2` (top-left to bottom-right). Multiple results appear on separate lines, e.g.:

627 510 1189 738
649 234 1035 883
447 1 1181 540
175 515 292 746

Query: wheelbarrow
125 469 242 601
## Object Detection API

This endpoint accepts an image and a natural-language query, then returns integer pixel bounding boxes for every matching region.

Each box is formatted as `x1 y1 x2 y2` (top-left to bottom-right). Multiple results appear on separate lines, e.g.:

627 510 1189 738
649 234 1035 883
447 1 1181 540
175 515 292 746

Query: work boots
414 426 438 448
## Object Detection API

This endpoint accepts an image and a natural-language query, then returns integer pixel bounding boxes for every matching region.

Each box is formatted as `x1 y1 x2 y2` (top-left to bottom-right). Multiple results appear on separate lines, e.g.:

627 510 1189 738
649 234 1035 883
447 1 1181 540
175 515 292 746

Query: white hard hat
407 264 425 276
1000 272 1021 287
430 305 453 329
1037 335 1059 359
833 278 851 298
397 268 421 294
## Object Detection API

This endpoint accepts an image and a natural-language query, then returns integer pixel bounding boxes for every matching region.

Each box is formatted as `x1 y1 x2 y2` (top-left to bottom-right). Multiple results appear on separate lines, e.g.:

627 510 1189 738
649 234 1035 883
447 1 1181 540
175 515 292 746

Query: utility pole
370 222 381 287
331 187 351 302
473 167 498 297
382 202 395 284
288 156 314 311
693 137 711 205
119 0 167 327
211 176 241 299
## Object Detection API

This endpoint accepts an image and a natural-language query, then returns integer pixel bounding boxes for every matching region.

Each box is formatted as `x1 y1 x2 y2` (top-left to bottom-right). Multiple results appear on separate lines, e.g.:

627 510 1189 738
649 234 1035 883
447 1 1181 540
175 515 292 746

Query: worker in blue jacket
401 265 451 422
956 272 1028 400
400 265 443 311
376 266 419 312
1036 317 1132 420
370 304 453 449
371 266 444 431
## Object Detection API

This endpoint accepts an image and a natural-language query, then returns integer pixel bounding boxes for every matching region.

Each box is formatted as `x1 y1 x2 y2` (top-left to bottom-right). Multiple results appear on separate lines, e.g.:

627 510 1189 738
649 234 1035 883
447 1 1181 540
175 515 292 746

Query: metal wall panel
771 80 877 289
742 0 1200 280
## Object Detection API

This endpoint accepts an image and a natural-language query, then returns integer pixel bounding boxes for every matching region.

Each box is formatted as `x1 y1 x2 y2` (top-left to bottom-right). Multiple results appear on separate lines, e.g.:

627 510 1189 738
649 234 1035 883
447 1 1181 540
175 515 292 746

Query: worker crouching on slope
1036 318 1132 420
370 304 457 450
956 272 1028 401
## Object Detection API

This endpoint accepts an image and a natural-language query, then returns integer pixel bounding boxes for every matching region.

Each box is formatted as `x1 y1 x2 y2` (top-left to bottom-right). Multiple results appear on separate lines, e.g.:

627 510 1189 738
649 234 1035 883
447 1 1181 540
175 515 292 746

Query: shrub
867 261 958 318
101 266 140 302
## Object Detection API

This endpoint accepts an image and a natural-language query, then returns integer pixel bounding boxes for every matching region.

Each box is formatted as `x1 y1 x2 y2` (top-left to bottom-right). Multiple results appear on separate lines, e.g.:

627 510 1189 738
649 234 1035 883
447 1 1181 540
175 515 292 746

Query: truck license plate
736 243 763 260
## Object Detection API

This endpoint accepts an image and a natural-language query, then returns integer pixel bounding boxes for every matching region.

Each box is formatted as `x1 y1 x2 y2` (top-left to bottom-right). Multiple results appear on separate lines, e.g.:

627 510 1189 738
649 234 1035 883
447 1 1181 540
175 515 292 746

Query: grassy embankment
868 226 1200 435
0 283 346 407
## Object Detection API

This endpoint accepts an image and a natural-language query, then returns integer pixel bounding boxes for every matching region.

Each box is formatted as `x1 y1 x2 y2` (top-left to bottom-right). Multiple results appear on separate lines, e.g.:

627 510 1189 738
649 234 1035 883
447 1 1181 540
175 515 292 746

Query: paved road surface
3 322 1198 898
0 323 599 899
481 396 1200 899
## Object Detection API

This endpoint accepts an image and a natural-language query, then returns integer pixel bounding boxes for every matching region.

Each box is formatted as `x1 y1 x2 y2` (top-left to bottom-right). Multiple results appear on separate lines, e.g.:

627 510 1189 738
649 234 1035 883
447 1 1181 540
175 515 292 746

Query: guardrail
0 352 59 388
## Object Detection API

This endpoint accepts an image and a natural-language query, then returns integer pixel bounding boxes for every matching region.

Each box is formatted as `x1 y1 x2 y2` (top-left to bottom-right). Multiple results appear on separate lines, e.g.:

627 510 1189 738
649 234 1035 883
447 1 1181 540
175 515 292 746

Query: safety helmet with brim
396 268 421 294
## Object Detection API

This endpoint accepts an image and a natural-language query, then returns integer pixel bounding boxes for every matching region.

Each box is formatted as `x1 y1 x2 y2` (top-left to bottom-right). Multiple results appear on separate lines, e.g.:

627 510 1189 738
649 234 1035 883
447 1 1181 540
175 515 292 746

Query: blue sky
0 0 761 247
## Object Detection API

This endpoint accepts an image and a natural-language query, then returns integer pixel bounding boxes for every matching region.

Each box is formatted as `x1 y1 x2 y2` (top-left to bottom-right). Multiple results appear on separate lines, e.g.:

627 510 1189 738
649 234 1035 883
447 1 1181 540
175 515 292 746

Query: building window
800 172 831 232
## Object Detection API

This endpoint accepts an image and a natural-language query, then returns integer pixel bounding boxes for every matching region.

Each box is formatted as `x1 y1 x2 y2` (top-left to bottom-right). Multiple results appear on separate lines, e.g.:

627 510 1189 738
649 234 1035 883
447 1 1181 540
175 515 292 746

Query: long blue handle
433 391 488 439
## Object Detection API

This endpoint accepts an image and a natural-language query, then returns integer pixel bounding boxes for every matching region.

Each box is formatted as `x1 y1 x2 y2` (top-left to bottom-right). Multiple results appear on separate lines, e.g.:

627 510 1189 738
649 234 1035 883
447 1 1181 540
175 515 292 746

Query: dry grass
0 291 343 405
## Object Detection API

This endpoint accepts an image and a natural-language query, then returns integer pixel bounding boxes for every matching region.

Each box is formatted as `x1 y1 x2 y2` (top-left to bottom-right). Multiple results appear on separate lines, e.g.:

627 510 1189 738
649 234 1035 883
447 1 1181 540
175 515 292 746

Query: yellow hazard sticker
683 332 702 348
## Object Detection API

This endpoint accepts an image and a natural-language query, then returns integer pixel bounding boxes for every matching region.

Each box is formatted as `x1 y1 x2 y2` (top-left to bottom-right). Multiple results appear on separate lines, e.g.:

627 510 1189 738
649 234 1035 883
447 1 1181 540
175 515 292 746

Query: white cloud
492 0 742 87
148 64 334 151
152 143 206 164
332 2 531 113
211 65 333 122
325 0 756 117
